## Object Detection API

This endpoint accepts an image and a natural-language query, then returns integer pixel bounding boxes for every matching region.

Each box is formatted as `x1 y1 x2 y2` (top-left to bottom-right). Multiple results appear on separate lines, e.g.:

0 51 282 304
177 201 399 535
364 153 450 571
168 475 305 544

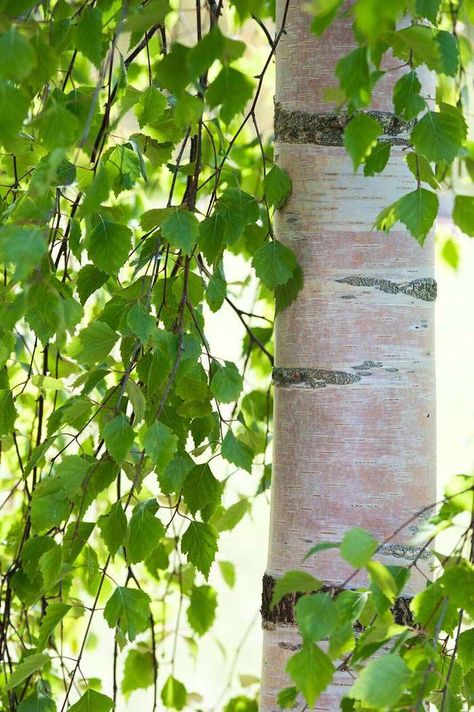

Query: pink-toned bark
260 3 436 710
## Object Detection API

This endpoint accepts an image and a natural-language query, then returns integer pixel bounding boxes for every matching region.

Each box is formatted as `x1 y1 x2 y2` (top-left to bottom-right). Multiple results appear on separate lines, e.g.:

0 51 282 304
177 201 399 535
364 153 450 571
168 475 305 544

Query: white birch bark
260 4 436 710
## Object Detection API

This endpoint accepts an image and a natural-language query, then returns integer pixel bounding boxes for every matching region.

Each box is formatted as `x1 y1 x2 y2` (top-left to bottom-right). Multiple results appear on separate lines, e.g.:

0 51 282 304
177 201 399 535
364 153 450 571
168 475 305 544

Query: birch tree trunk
260 4 436 710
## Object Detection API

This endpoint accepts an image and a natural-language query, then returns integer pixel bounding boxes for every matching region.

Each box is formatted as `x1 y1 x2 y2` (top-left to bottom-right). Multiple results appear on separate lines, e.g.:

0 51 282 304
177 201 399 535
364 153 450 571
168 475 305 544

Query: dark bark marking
273 367 360 388
378 543 431 560
261 573 415 629
336 276 437 302
274 104 412 146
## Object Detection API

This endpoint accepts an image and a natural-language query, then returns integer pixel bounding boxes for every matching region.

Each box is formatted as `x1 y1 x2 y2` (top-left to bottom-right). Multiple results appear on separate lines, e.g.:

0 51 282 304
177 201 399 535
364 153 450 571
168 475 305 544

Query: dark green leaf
453 195 474 237
161 208 199 256
344 114 383 170
207 66 254 124
98 502 128 557
128 500 165 564
263 165 292 209
411 104 467 164
86 215 133 276
221 430 254 473
211 361 243 403
252 240 297 290
102 414 135 464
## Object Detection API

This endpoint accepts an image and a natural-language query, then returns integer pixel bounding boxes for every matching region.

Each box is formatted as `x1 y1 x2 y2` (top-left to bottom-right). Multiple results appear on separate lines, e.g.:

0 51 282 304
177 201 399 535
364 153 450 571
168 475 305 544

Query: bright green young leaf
286 643 335 708
340 528 378 568
103 586 151 641
187 584 217 635
442 238 460 270
218 560 236 588
363 141 391 176
344 114 383 170
277 686 298 709
453 195 474 237
263 165 292 209
296 592 338 643
181 521 218 579
86 215 133 276
457 629 474 671
311 0 344 35
252 240 297 290
271 571 323 608
68 689 115 712
350 654 411 708
122 647 155 696
98 502 128 557
102 414 135 464
211 361 243 403
161 676 187 711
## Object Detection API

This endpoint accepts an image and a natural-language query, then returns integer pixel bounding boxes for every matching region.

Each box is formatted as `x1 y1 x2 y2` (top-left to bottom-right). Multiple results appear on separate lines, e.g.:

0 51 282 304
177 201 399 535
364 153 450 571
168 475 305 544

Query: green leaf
457 629 474 671
30 456 90 532
160 452 195 495
275 264 303 314
340 527 378 568
0 82 30 146
161 208 199 256
36 101 80 150
350 654 410 708
76 7 104 67
271 571 323 608
336 47 371 108
68 689 115 712
17 682 56 712
310 0 344 35
218 560 236 588
392 26 459 76
396 188 439 244
135 86 167 128
344 114 383 170
366 560 399 603
128 500 165 564
6 653 50 690
206 270 227 312
0 27 36 80
144 421 178 472
98 502 128 558
207 66 254 123
106 145 143 195
263 165 292 209
187 584 217 635
103 586 151 641
453 195 474 237
122 647 155 696
77 265 108 305
363 141 391 176
305 541 340 559
277 686 298 709
0 389 16 437
405 152 439 189
199 214 227 264
80 167 110 217
442 238 460 270
211 361 243 403
102 414 135 464
296 592 338 643
221 430 254 473
161 676 187 710
416 0 441 23
410 580 458 634
181 521 218 579
411 104 467 164
127 302 155 344
37 602 71 651
286 643 335 708
182 464 222 520
0 225 47 282
86 214 132 276
72 321 118 365
439 561 474 617
252 240 297 290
